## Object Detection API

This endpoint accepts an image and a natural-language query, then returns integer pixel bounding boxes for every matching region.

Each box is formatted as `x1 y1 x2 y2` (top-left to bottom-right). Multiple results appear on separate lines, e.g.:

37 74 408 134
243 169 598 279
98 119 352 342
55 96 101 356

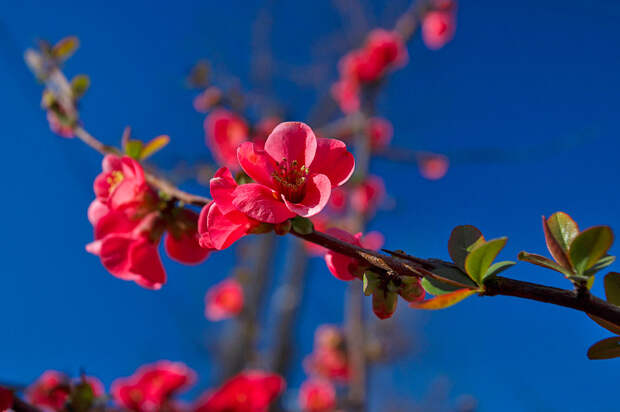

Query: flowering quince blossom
164 210 211 265
304 326 349 382
0 387 12 412
111 361 195 412
193 370 285 412
25 370 70 411
350 175 385 216
330 78 360 114
367 117 393 150
198 167 262 250
418 153 449 180
422 1 457 50
204 278 244 321
235 122 355 223
298 379 336 412
324 228 385 281
204 109 250 170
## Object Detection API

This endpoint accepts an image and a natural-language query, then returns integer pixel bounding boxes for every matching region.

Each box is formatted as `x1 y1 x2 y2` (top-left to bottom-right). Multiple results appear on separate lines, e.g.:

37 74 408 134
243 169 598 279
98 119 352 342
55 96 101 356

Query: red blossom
86 210 166 290
193 371 285 412
350 175 385 215
422 6 456 50
26 371 70 411
204 278 244 321
330 78 360 114
324 228 384 281
47 111 75 138
93 155 153 212
235 122 355 223
111 361 196 412
0 387 12 412
252 116 282 148
198 168 261 250
165 210 211 265
367 117 393 150
298 379 336 412
204 109 250 170
418 153 449 180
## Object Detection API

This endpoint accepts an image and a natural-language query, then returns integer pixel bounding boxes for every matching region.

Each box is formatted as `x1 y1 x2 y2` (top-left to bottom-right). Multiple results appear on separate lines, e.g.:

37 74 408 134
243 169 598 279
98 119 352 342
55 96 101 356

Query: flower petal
237 142 277 188
128 238 166 290
310 138 355 187
232 183 296 224
206 203 256 250
210 167 238 214
282 174 331 218
264 122 317 166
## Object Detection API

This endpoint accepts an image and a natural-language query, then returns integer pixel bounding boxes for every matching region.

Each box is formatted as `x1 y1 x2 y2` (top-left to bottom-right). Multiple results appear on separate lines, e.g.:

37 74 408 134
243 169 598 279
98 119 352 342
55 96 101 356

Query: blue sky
1 1 619 411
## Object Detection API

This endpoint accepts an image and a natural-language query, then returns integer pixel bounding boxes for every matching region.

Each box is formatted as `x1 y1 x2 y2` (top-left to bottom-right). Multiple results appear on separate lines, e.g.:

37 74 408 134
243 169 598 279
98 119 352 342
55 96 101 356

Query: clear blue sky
1 1 619 411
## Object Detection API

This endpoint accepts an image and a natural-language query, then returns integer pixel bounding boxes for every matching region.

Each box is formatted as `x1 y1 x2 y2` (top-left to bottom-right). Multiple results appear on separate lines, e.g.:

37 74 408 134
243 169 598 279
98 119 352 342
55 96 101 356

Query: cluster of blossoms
204 277 244 321
197 121 355 250
15 364 284 412
421 0 457 50
86 155 209 289
331 29 408 114
297 325 350 412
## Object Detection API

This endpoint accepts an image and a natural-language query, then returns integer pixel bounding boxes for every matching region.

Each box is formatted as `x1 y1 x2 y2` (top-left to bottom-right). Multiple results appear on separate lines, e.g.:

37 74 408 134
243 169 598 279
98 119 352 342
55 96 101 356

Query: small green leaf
483 260 516 281
518 251 574 277
542 215 572 269
422 263 478 296
569 226 614 275
52 36 79 61
291 216 314 235
410 289 476 310
584 255 616 277
465 237 507 284
140 135 170 159
398 279 425 302
363 272 380 296
71 75 90 99
587 336 620 360
372 290 398 319
68 380 95 412
124 140 143 159
448 225 484 271
604 272 620 306
546 212 579 253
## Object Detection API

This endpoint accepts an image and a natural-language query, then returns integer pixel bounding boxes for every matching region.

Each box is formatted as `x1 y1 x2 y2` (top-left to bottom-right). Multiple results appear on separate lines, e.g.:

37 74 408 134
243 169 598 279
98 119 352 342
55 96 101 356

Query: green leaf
465 237 508 284
542 215 572 269
569 226 614 275
584 255 616 277
518 251 574 277
421 262 478 296
52 36 79 61
291 216 314 235
71 75 90 99
410 289 476 310
587 336 620 360
448 225 484 271
69 380 95 412
604 272 620 306
372 290 398 319
363 272 381 296
588 314 620 335
545 212 579 253
140 135 170 159
398 279 425 302
124 140 143 159
483 260 516 281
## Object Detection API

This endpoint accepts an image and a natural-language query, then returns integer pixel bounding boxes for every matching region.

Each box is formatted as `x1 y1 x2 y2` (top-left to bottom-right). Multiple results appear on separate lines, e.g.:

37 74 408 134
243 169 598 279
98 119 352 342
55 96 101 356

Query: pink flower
327 187 347 213
165 210 211 265
111 361 195 412
205 278 244 321
93 155 153 212
193 371 285 412
26 371 70 411
198 168 262 250
252 116 282 148
235 122 355 223
204 109 250 170
367 117 393 150
350 175 385 215
303 349 349 383
418 153 449 180
324 228 384 281
422 8 456 50
86 210 166 290
298 380 336 412
330 78 360 114
47 111 75 138
0 387 12 412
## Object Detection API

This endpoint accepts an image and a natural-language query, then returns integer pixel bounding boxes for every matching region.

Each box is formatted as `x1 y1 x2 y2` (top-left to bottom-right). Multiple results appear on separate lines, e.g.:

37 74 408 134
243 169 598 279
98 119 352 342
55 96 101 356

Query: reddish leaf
588 314 620 335
542 215 571 269
587 336 620 360
409 289 476 310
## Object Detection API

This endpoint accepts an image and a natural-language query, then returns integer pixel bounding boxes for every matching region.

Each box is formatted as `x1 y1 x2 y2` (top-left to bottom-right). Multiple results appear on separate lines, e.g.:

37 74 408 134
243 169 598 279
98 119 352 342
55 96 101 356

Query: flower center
106 170 125 193
272 158 309 204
